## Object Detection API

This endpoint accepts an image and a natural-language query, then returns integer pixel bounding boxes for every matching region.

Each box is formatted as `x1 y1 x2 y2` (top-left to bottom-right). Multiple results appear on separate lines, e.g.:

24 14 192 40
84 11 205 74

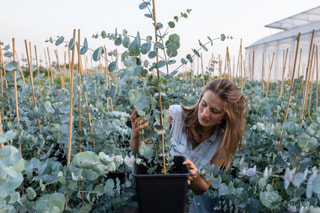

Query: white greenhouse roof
247 20 320 48
265 6 320 30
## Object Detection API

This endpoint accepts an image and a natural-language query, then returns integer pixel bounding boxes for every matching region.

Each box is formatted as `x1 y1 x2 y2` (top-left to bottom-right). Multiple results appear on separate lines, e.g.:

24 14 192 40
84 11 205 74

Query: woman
130 78 248 212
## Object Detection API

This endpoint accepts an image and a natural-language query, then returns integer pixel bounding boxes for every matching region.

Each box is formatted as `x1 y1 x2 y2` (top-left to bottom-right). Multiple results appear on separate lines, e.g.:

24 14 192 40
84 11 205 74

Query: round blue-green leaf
4 45 10 50
108 60 117 73
122 37 130 48
80 38 88 55
55 36 64 46
157 60 166 68
192 49 201 57
220 33 226 41
114 36 122 46
4 61 19 72
93 46 104 61
166 44 178 57
26 187 37 200
139 145 154 159
128 89 145 105
181 58 187 65
101 30 107 39
168 21 175 28
148 51 156 59
129 40 140 55
35 193 65 213
141 43 151 54
69 38 75 50
4 51 13 57
312 174 320 194
139 2 150 9
186 54 193 63
104 179 115 197
211 176 222 189
44 101 55 113
144 13 152 18
259 191 279 208
156 22 163 30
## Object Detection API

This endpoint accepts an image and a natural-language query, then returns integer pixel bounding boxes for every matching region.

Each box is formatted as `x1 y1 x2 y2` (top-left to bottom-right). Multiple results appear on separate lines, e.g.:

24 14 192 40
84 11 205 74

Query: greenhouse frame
245 6 320 81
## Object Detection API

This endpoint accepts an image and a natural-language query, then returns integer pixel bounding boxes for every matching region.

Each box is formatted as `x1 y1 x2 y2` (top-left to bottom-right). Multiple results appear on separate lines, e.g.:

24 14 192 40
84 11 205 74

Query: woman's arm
183 159 213 195
130 108 149 156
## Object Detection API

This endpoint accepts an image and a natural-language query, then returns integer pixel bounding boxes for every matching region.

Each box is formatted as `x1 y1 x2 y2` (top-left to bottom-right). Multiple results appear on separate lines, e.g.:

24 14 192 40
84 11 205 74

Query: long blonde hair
181 78 248 169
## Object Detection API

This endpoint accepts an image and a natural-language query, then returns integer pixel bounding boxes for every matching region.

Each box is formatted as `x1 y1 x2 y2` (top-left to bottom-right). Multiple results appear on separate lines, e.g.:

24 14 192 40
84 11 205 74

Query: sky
1 0 320 72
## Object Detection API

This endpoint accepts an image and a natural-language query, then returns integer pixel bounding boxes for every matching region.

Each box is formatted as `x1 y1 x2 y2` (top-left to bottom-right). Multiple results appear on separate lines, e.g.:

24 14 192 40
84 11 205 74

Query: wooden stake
104 46 110 89
47 47 54 85
300 30 315 124
54 50 65 89
278 33 301 151
152 0 166 174
67 29 76 168
265 52 275 97
34 45 42 98
15 53 26 84
276 49 289 121
315 46 319 111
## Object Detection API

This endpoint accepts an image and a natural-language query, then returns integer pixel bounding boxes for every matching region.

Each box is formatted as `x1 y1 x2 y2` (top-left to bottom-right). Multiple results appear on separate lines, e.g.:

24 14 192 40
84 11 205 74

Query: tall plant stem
276 48 288 121
265 52 275 97
12 38 21 153
278 33 301 152
54 50 65 89
152 0 166 174
25 41 41 131
201 53 205 87
308 44 316 116
47 47 54 85
76 41 95 147
67 29 76 168
300 30 315 125
14 53 26 84
0 44 3 114
104 46 110 89
34 45 42 98
315 46 319 111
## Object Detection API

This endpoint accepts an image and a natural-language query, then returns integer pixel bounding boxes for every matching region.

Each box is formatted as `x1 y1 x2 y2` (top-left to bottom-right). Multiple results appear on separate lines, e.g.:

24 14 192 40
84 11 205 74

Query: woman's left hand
183 159 198 185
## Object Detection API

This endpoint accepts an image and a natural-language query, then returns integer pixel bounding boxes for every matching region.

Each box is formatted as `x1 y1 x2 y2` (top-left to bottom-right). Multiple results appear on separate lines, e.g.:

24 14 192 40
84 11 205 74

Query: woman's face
198 90 226 130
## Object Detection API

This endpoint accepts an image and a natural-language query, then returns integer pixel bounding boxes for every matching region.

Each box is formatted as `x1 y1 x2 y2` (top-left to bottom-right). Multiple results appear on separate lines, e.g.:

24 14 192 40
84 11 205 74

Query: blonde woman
130 78 248 212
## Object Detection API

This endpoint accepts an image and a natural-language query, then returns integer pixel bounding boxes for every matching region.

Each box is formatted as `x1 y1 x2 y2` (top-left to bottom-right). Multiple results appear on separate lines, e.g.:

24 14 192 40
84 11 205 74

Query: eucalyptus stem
152 0 166 174
54 49 65 89
34 45 42 98
12 38 21 153
278 33 301 152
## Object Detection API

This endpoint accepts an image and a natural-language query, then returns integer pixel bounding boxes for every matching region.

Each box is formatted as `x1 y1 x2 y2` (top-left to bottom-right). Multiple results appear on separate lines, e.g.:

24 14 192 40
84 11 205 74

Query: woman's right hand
130 108 149 155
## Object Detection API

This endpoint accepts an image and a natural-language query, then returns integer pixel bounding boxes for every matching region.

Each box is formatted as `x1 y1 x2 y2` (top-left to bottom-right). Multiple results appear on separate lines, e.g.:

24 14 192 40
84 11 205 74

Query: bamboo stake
34 45 42 98
25 41 41 132
308 50 316 116
47 47 54 85
15 53 26 84
63 51 67 77
67 29 76 168
104 46 110 89
152 0 166 174
25 41 37 107
300 30 315 124
54 50 65 89
261 53 265 95
43 49 51 86
12 38 21 153
315 46 319 111
276 49 289 121
265 52 275 97
0 45 3 109
278 33 301 151
201 53 205 87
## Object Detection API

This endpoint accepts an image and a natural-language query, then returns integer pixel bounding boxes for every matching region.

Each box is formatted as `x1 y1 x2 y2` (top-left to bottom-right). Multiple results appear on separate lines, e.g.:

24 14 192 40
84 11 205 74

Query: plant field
1 1 320 212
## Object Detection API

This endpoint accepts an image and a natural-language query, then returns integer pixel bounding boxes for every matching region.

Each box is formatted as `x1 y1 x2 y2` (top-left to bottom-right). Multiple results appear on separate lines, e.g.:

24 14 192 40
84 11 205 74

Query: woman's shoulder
169 104 183 117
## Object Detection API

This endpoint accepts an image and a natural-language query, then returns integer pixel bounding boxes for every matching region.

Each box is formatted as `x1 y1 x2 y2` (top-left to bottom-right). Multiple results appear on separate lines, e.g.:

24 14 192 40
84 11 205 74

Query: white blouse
168 104 224 170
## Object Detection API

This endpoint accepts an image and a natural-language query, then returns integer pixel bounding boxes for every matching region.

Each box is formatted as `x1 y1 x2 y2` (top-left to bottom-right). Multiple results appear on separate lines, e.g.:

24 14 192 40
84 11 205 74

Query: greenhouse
245 6 320 81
